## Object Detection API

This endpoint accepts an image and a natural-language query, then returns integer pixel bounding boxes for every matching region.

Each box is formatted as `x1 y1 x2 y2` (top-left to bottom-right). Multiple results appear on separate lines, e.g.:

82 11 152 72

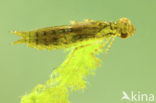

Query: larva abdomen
12 27 75 50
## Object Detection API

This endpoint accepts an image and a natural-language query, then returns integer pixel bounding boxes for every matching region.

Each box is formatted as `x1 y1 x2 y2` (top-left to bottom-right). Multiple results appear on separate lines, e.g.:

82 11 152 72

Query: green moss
21 39 106 103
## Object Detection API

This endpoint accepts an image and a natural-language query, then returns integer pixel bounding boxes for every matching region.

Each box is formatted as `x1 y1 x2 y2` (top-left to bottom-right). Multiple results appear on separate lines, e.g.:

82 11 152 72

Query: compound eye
120 33 128 38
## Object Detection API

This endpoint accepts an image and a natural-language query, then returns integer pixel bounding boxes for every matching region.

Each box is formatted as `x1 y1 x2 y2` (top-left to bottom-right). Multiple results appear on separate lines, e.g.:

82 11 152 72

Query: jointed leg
90 36 117 64
64 44 93 66
90 38 111 65
103 36 116 60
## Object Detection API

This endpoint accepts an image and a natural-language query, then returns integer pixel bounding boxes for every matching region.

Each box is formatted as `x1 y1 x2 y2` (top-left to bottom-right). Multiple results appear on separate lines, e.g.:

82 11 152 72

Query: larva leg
90 52 100 66
64 36 116 66
105 36 116 55
102 36 117 61
90 38 111 66
64 47 79 65
64 44 93 66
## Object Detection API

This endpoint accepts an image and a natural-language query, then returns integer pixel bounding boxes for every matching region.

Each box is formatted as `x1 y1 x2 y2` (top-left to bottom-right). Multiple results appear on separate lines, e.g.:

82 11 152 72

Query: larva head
117 17 135 39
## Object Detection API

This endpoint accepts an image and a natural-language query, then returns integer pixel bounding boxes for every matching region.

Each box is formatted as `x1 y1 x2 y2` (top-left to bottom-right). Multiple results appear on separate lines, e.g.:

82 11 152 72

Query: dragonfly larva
11 17 135 50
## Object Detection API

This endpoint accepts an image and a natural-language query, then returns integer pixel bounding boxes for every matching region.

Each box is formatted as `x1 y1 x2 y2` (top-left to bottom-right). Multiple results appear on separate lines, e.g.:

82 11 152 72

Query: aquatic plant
21 39 105 103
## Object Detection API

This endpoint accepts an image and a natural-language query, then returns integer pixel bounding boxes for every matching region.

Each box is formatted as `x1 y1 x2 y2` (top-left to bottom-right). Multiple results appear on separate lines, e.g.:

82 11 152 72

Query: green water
0 0 156 103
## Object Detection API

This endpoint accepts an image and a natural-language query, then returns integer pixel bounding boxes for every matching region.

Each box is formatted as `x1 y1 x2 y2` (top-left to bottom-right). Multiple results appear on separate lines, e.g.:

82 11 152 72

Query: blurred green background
0 0 156 103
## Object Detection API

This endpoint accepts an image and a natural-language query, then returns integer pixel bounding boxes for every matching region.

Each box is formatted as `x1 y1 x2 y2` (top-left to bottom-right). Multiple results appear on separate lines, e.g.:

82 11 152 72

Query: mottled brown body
12 18 135 50
26 21 110 46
